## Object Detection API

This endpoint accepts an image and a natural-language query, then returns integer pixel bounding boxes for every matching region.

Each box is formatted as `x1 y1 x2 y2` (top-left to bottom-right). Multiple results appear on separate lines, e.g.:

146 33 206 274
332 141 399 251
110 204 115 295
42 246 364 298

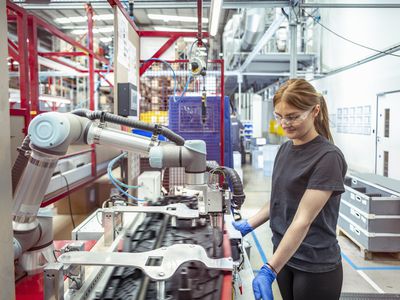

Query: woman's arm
248 202 271 229
268 189 332 273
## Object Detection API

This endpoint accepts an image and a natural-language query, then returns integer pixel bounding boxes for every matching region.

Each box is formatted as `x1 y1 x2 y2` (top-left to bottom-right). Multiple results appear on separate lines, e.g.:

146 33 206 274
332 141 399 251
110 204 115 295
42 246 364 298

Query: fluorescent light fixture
148 14 208 23
183 37 197 42
209 0 223 36
71 26 114 35
153 26 197 32
55 14 114 24
100 37 113 43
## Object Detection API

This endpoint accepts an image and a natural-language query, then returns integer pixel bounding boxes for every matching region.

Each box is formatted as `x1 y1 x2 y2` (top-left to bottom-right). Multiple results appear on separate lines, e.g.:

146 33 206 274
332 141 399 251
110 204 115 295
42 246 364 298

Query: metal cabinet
338 175 400 252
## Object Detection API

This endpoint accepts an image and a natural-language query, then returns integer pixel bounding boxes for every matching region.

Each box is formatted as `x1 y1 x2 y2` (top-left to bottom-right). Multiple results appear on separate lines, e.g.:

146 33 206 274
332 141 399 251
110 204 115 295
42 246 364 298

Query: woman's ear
314 104 321 118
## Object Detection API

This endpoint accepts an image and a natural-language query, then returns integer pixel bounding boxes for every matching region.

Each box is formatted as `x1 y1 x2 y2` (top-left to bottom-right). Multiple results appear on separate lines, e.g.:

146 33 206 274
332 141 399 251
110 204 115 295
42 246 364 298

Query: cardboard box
55 184 99 215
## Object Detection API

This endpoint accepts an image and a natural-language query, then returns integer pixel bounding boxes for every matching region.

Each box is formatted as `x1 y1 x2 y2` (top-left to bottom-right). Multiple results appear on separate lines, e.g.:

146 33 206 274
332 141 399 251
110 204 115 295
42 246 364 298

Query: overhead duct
241 8 266 51
223 8 269 70
223 14 242 68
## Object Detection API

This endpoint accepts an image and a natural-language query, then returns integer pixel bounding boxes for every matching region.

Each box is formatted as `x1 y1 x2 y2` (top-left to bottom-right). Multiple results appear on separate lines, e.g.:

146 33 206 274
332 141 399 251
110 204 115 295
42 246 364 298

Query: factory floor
240 162 400 299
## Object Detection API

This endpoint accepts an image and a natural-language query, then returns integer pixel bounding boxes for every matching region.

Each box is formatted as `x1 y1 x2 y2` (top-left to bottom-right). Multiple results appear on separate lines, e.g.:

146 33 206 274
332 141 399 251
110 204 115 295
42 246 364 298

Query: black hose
71 109 185 146
207 163 245 209
12 135 31 194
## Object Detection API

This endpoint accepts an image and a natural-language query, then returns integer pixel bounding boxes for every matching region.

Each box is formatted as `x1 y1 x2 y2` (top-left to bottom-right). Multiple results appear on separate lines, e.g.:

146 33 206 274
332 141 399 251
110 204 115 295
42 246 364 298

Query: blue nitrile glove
253 264 277 300
232 219 254 236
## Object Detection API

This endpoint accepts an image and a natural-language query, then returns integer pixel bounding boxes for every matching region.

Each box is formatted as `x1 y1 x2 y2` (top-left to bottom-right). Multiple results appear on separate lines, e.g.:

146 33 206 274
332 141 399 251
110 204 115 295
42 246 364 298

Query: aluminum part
58 244 233 281
102 203 199 220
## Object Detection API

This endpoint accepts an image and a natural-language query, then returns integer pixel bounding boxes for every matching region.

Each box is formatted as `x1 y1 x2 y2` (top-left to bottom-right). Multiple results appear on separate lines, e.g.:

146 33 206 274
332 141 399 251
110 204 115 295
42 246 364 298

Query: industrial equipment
12 110 252 299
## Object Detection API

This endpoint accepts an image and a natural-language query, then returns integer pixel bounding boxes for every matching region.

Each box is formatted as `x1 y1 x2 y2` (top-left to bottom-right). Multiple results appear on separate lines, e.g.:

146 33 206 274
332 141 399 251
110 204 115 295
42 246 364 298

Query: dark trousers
276 263 343 300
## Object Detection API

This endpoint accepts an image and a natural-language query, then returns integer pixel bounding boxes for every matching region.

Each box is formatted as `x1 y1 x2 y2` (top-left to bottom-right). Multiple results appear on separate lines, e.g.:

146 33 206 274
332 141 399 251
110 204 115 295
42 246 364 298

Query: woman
233 79 347 300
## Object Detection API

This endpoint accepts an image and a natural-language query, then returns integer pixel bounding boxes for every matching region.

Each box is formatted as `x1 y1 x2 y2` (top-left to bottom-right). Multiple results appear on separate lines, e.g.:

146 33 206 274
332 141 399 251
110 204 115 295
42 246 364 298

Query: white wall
312 4 400 173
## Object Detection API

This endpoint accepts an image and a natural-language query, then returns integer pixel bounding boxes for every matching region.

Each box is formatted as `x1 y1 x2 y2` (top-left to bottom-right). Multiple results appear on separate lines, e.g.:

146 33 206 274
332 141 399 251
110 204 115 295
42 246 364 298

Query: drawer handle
351 209 361 219
351 225 361 236
355 195 362 202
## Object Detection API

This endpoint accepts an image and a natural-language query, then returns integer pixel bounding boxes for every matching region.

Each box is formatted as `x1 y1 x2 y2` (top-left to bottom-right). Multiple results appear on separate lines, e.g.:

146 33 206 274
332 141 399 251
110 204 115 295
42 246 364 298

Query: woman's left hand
252 264 276 300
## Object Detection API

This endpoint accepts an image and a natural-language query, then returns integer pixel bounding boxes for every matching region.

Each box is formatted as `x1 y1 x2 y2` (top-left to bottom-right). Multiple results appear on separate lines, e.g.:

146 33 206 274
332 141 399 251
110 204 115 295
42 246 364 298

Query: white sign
117 9 129 66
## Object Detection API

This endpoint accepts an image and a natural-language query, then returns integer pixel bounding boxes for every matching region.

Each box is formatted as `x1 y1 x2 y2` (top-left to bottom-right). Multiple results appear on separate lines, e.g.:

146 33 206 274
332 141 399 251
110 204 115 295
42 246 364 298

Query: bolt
161 247 167 250
189 244 195 248
49 143 53 146
60 122 63 125
158 272 165 277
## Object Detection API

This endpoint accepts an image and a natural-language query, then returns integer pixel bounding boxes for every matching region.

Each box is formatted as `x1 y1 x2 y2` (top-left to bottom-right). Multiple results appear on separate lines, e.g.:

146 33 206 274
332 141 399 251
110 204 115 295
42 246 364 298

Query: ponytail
315 96 333 143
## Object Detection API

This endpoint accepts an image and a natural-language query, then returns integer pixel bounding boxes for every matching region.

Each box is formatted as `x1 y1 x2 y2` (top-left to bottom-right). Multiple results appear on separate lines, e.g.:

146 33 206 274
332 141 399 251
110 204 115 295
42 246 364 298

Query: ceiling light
148 14 208 23
209 0 223 36
100 37 113 43
71 26 114 35
55 14 114 24
153 26 197 32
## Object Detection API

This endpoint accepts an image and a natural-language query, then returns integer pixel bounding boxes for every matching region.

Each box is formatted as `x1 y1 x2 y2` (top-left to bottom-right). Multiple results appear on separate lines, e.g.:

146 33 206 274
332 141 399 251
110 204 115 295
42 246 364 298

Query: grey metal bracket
44 262 64 300
58 244 232 281
102 203 199 219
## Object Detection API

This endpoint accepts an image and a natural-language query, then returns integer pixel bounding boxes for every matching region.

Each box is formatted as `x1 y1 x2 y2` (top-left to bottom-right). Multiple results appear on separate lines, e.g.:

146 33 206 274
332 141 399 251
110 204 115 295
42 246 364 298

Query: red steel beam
6 0 26 15
8 44 19 61
197 0 203 46
87 4 97 178
10 109 27 116
28 15 40 115
16 8 31 131
107 0 139 32
44 55 87 72
138 31 208 38
221 231 233 299
31 15 110 66
38 51 86 57
98 72 114 87
219 59 225 166
139 36 179 76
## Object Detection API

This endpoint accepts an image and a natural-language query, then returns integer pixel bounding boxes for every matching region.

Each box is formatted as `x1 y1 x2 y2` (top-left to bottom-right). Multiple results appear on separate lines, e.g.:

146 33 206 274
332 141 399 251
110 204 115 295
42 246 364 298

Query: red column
16 10 31 133
28 16 39 115
87 4 97 177
220 60 225 166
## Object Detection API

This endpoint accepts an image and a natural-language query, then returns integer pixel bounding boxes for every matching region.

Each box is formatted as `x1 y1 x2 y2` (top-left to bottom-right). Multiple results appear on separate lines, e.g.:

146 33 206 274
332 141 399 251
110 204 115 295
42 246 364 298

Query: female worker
233 79 347 300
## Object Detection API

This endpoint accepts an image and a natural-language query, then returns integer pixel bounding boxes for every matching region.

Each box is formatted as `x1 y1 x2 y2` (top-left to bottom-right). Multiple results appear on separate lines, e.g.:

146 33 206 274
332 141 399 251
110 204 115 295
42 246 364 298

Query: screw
60 122 63 125
189 244 195 248
158 272 165 277
161 247 167 250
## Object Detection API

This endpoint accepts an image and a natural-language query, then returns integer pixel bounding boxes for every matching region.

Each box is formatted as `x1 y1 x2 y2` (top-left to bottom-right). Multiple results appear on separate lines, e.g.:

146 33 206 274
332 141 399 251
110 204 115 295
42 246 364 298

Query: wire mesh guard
139 61 222 126
138 60 224 188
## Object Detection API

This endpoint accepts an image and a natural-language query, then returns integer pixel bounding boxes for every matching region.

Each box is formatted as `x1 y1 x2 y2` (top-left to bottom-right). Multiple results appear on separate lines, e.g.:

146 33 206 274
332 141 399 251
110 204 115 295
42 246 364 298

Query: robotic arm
12 111 207 270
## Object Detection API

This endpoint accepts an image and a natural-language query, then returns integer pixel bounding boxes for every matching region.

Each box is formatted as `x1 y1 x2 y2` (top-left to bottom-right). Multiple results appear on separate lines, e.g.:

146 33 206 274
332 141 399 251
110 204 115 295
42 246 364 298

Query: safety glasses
273 109 312 126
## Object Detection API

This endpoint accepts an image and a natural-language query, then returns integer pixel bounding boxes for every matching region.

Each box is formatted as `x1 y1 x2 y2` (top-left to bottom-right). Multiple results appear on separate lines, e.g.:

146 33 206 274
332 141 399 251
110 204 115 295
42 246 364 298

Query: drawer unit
339 199 400 234
343 176 400 215
338 213 400 252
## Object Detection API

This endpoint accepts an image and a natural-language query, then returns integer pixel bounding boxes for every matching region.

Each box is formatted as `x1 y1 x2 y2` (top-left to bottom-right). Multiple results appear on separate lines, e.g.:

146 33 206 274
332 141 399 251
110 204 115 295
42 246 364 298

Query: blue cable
107 153 141 189
107 153 145 202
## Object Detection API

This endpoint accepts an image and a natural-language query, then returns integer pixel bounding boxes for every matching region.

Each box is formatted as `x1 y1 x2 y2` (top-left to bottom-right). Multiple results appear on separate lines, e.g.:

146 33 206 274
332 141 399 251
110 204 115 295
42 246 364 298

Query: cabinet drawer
342 176 400 215
340 199 400 233
338 214 400 252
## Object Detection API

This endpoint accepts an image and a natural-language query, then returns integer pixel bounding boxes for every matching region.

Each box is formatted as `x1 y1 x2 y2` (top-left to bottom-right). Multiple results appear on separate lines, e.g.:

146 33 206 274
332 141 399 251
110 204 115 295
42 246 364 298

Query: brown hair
273 78 333 142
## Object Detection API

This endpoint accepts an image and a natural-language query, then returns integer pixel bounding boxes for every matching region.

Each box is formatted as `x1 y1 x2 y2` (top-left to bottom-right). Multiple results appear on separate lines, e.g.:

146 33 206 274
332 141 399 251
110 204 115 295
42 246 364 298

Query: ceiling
11 0 236 39
11 1 298 96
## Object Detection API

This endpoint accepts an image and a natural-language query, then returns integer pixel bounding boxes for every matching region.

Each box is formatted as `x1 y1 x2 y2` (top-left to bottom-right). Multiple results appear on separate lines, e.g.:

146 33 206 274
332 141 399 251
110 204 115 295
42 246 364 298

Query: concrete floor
240 162 400 299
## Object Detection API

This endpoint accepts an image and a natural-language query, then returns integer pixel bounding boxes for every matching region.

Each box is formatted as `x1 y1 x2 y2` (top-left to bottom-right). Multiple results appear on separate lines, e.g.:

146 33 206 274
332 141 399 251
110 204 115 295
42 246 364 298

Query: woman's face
274 101 319 142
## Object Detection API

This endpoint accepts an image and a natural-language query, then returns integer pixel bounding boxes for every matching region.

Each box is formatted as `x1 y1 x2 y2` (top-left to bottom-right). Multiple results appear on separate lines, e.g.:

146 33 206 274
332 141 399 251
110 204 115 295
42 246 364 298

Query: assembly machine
12 110 254 300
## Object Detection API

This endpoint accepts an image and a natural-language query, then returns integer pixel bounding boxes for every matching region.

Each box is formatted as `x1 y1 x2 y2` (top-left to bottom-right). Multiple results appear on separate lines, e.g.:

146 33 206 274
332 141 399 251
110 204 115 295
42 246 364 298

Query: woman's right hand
232 219 254 236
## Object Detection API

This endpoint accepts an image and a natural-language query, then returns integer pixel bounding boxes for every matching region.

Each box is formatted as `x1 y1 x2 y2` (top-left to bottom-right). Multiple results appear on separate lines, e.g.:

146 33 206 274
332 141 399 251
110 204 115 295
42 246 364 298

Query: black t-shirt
270 135 347 273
